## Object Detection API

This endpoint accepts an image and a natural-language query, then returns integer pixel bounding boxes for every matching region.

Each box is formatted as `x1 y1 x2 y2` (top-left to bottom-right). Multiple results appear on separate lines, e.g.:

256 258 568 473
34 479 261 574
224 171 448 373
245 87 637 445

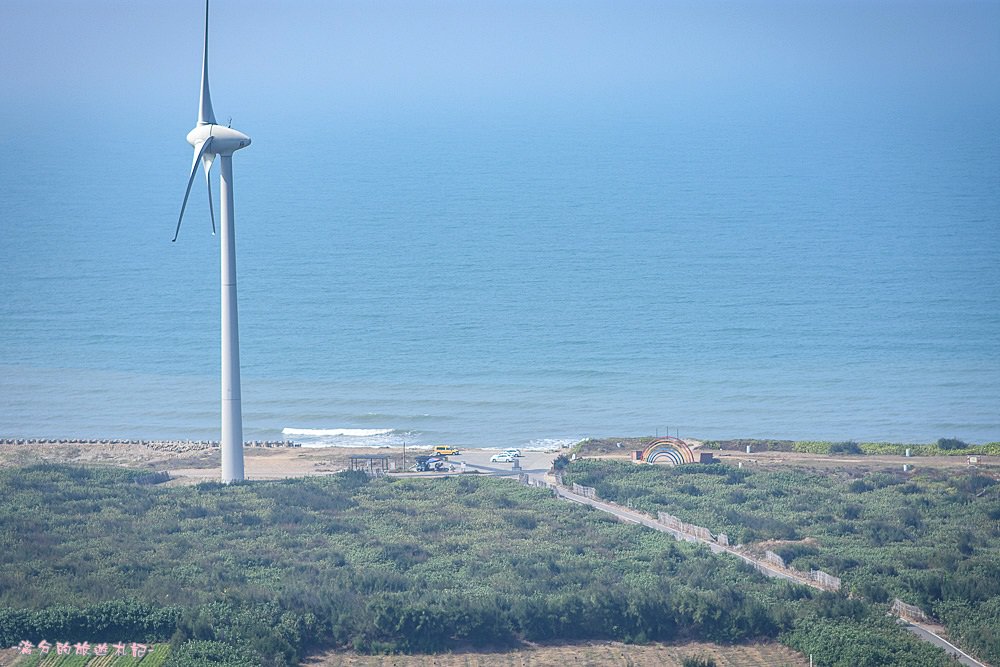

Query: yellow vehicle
432 445 461 456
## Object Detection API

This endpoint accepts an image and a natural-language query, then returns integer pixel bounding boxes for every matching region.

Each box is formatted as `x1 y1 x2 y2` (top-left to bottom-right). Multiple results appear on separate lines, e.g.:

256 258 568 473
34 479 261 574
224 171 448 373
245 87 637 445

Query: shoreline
2 437 994 484
0 438 567 484
0 437 293 448
0 437 571 453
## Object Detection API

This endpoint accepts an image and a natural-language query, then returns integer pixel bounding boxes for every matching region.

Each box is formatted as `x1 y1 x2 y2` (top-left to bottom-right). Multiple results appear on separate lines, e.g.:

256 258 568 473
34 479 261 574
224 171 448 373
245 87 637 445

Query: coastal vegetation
562 458 1000 664
0 463 963 666
573 436 1000 457
704 438 1000 457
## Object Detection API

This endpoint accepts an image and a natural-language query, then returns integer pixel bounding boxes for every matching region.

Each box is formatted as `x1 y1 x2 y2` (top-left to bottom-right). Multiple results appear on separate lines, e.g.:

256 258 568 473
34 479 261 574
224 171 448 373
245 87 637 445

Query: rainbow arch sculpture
642 437 696 465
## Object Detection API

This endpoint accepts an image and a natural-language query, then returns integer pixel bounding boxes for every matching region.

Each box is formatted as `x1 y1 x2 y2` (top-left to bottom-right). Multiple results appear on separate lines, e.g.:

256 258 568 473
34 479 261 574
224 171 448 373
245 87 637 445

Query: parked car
502 448 522 457
432 445 461 456
490 453 515 463
414 456 445 472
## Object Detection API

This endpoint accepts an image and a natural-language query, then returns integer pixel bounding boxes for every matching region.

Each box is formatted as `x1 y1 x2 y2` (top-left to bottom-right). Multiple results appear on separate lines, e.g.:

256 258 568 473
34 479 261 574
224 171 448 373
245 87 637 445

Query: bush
135 471 171 485
168 639 261 666
937 438 968 451
848 479 870 493
830 441 862 455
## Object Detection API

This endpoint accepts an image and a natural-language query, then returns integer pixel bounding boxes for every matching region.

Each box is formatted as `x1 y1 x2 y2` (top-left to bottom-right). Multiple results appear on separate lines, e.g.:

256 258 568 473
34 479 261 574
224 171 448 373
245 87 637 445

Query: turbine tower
174 0 251 483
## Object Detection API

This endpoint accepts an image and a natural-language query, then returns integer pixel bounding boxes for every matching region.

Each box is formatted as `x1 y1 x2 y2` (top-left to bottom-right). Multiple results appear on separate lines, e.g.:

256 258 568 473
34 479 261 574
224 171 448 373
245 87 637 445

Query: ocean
1 97 998 449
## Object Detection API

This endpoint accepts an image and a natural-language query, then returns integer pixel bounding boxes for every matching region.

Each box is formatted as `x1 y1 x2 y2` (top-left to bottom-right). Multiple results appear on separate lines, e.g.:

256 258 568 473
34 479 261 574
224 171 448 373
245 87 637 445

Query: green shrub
168 639 261 666
937 437 968 450
830 441 862 455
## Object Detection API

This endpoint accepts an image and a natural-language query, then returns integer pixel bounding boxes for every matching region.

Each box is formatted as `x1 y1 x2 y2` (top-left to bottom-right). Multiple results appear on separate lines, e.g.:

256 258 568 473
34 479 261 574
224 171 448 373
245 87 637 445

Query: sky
2 0 998 135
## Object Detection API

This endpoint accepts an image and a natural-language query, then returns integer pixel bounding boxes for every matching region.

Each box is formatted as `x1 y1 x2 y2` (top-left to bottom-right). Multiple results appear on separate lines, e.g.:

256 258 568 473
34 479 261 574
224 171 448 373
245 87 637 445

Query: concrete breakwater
1 438 301 448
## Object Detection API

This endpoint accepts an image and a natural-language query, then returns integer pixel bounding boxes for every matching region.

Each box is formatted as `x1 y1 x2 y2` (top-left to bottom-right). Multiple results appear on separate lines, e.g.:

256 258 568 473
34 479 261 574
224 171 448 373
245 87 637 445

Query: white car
502 448 522 457
490 453 515 463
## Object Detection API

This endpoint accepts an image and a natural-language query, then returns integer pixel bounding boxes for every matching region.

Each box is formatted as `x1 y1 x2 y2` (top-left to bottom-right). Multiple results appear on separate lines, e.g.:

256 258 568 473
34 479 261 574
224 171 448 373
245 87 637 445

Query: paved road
438 449 561 478
901 621 987 667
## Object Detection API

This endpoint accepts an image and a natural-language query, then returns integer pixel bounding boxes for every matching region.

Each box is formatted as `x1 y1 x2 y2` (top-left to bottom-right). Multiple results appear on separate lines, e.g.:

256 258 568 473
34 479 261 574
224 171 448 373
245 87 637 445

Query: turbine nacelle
187 124 251 156
175 124 250 242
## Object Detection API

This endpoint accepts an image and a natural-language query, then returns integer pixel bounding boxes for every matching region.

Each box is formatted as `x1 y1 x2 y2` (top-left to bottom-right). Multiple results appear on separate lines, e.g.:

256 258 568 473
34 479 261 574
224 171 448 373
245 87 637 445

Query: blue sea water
1 97 998 448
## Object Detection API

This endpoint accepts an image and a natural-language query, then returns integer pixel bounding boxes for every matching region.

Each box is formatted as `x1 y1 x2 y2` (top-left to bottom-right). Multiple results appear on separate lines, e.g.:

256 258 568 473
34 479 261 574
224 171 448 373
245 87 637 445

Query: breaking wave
282 427 395 438
281 427 412 448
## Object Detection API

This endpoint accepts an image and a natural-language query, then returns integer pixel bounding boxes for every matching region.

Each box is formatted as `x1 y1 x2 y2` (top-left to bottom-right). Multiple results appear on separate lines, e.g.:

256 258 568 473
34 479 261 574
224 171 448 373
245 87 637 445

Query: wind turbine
174 0 251 483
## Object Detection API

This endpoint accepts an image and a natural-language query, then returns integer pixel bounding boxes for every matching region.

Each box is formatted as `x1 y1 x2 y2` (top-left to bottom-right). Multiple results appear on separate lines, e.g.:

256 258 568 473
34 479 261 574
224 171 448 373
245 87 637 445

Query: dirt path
305 640 807 666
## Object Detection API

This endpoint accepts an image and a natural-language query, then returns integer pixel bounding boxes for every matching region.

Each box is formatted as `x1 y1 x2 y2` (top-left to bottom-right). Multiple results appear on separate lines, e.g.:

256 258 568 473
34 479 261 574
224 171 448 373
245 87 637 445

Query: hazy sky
2 0 998 132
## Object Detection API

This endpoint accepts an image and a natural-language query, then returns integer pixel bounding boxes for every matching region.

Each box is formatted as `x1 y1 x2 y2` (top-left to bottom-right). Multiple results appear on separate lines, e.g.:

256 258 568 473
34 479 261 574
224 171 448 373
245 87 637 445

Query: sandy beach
0 439 565 484
2 437 990 483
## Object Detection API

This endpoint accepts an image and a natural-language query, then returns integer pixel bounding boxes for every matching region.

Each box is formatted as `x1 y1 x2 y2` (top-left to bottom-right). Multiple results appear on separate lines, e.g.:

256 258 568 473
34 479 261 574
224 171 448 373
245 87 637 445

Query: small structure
639 437 697 465
349 454 391 476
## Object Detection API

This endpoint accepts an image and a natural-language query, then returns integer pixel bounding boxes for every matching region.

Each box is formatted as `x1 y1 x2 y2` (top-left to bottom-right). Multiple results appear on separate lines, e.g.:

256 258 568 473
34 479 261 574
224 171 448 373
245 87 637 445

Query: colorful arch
642 437 696 465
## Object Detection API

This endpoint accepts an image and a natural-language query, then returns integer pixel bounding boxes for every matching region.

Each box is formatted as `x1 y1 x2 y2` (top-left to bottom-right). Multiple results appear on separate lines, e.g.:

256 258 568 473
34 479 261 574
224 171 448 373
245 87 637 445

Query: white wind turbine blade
173 137 215 242
203 154 217 235
198 0 217 126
